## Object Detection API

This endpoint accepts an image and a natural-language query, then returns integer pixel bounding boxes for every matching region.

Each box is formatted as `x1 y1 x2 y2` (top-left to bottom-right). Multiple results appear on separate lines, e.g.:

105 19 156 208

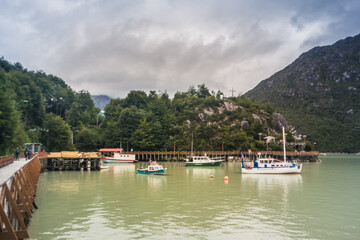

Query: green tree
196 83 211 98
124 90 148 109
41 113 74 151
75 128 100 151
130 119 155 150
0 70 19 154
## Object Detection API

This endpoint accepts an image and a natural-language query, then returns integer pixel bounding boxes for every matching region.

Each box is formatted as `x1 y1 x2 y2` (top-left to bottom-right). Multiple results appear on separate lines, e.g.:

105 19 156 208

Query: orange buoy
210 175 214 178
224 176 229 180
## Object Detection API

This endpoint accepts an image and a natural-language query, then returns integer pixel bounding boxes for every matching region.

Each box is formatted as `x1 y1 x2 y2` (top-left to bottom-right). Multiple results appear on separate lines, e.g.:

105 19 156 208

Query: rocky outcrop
272 113 288 129
241 120 249 130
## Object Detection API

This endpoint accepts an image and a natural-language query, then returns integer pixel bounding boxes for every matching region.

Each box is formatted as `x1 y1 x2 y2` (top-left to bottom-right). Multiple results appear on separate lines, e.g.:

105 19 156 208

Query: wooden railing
0 155 14 168
0 156 41 240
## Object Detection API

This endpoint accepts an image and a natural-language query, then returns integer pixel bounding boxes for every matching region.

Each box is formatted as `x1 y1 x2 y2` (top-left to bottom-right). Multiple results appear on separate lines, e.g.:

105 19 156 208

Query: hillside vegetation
245 34 360 152
0 57 100 154
102 87 300 152
0 58 302 155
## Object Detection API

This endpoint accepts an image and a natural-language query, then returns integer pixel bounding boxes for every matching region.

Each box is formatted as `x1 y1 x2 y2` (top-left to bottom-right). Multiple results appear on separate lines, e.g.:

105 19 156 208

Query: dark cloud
1 0 359 98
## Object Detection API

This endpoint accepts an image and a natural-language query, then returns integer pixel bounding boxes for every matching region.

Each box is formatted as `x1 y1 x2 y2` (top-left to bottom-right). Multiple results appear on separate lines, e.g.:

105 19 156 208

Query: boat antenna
283 127 286 162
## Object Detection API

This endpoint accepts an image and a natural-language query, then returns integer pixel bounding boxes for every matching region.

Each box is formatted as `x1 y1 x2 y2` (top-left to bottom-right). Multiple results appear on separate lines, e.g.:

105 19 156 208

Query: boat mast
282 127 286 162
191 133 193 156
120 134 123 149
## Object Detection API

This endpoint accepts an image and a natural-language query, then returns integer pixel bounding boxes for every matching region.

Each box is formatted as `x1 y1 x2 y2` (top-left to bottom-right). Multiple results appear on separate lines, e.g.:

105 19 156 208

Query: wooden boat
99 148 137 163
137 161 167 174
240 127 302 174
185 155 224 167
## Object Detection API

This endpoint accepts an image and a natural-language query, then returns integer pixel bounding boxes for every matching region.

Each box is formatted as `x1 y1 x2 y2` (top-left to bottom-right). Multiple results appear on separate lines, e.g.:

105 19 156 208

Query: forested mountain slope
245 34 360 152
0 57 304 154
0 57 100 154
102 87 300 152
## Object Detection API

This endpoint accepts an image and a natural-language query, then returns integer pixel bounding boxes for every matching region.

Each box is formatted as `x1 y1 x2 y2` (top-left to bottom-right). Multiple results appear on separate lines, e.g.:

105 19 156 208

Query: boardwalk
0 158 29 185
0 156 41 240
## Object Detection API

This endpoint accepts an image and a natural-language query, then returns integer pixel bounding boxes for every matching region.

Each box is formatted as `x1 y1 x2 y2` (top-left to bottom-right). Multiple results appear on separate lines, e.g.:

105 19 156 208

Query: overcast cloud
1 0 359 98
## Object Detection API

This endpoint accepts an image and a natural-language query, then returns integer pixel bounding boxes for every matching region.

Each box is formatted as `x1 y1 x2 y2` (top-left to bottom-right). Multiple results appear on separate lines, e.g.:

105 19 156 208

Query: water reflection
137 174 167 190
186 167 217 179
47 181 79 193
241 174 303 189
102 163 135 174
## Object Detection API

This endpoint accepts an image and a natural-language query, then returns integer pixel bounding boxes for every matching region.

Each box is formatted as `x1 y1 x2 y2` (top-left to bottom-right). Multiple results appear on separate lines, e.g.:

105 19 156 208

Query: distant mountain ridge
245 34 360 153
91 95 111 110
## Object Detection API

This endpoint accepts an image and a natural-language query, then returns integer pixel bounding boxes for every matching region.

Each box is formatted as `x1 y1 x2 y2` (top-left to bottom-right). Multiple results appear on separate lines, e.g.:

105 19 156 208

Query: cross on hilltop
230 88 236 97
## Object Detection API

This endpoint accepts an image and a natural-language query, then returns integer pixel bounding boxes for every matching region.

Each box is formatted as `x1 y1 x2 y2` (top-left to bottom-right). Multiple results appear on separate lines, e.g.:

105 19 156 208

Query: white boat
99 148 137 163
240 127 302 174
185 155 224 166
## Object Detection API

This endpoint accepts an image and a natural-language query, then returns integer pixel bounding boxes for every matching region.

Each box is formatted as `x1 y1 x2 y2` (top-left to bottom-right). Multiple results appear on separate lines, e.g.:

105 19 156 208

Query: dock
41 151 101 171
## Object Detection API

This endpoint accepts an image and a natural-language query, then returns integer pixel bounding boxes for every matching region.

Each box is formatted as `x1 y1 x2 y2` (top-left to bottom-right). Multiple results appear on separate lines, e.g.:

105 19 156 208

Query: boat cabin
255 157 295 168
148 164 164 171
98 148 136 162
190 156 210 162
99 148 134 157
186 155 224 163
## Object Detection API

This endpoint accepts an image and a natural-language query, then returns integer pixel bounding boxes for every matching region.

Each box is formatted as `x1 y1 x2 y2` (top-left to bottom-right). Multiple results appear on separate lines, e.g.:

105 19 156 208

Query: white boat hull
241 164 302 174
101 157 137 163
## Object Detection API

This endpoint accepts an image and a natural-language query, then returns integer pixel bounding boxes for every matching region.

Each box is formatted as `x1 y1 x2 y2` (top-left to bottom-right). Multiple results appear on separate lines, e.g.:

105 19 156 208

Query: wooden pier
0 155 41 240
129 150 320 162
42 151 101 171
40 150 319 171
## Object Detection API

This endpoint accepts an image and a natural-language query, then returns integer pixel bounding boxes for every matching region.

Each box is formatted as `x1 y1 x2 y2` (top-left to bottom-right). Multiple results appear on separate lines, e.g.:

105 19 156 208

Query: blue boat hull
137 169 166 174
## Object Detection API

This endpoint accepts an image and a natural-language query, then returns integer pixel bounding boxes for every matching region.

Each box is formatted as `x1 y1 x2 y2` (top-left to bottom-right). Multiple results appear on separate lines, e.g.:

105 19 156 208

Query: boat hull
241 165 302 174
137 169 167 174
186 161 223 167
101 157 137 163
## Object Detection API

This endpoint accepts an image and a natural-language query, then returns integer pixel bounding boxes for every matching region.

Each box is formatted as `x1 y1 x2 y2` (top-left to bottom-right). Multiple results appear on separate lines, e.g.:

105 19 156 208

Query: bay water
28 154 360 239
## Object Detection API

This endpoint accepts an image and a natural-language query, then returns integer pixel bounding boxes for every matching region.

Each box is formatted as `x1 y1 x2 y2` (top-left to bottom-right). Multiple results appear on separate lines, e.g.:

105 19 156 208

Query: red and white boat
99 148 137 163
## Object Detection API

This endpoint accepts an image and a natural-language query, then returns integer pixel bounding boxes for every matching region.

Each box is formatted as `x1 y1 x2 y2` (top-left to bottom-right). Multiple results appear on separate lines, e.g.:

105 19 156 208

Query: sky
1 0 360 98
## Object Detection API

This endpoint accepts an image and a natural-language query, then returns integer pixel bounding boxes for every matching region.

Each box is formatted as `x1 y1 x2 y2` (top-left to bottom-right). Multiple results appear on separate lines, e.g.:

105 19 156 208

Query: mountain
245 34 360 153
91 95 111 110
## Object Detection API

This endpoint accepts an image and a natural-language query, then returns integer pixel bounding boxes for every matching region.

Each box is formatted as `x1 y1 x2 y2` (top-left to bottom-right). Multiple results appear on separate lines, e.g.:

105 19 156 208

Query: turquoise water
28 154 360 239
